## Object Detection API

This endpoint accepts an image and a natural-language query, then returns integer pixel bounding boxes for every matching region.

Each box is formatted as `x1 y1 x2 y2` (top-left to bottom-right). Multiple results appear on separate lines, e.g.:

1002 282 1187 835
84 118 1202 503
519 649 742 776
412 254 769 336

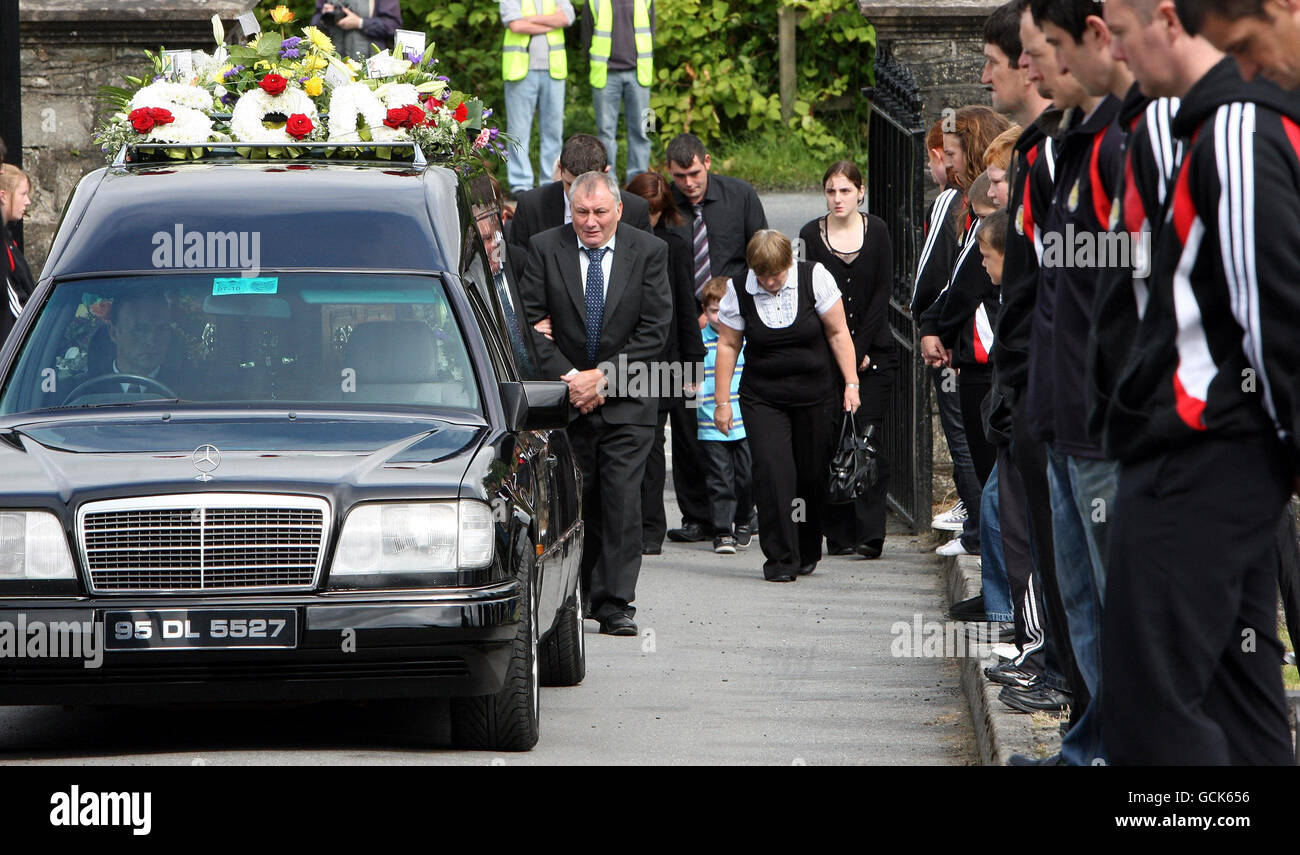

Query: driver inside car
95 289 191 397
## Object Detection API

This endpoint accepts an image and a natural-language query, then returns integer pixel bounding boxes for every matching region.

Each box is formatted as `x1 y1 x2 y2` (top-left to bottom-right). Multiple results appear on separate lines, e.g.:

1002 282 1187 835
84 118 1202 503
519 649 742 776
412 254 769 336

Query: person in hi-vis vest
500 0 577 196
582 0 654 183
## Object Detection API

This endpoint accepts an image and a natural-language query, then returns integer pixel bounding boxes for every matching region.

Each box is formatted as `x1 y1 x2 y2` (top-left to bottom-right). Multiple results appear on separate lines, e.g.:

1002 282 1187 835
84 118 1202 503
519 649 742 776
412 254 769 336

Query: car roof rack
113 141 428 168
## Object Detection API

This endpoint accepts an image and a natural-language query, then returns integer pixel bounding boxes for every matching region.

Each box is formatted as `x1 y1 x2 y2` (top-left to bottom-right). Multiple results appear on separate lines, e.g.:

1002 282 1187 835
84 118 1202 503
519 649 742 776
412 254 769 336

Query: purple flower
220 92 237 107
404 48 421 64
436 75 450 83
488 127 499 141
481 108 493 120
223 65 245 80
279 37 302 60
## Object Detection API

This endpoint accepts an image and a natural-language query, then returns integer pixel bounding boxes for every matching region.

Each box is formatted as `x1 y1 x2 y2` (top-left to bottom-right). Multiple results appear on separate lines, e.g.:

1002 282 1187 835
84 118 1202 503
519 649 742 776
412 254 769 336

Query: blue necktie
584 246 606 364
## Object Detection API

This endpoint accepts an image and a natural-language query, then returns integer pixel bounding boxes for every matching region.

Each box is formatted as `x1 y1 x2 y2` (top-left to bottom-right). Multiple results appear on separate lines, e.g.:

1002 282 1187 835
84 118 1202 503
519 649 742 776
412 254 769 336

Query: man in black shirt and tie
519 171 672 635
663 132 767 543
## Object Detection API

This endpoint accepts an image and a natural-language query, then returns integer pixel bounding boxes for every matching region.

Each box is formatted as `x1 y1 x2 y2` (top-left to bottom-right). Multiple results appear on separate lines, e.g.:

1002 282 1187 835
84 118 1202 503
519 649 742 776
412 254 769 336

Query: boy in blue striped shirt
697 277 754 554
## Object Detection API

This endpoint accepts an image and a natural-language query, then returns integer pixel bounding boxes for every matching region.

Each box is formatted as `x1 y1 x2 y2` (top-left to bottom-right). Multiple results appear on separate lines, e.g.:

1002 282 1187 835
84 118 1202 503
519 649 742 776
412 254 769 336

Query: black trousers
1102 439 1294 765
669 399 713 528
1011 401 1083 708
701 438 753 535
998 441 1046 678
742 391 832 578
958 369 995 485
641 406 670 549
824 370 890 551
569 413 654 621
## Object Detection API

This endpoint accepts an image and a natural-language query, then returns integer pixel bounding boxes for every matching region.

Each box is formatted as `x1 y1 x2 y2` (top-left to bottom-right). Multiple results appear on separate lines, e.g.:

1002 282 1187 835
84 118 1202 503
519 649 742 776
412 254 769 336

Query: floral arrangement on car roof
94 7 507 164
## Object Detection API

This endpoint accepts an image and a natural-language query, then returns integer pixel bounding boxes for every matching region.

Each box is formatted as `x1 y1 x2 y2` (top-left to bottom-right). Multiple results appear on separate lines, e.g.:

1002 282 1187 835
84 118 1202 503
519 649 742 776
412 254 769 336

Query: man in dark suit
519 171 671 635
508 133 652 251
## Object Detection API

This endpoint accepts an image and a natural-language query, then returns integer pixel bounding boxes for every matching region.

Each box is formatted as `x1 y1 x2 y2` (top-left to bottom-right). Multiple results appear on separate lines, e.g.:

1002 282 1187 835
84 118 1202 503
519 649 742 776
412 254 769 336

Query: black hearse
0 144 584 751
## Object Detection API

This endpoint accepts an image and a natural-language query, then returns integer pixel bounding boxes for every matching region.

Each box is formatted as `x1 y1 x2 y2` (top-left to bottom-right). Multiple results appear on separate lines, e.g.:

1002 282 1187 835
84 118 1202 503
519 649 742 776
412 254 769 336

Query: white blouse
716 263 841 332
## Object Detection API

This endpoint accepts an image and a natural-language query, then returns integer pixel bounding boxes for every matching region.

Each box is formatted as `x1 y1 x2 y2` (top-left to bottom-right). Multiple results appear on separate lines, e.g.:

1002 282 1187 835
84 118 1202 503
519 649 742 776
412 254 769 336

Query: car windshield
0 273 481 415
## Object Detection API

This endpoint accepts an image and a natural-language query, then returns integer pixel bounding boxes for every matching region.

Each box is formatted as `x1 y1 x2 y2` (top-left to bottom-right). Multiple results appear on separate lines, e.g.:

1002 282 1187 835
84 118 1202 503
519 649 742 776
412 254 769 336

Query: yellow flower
305 54 329 71
303 26 335 53
211 63 233 84
305 77 323 97
345 57 363 73
269 5 295 24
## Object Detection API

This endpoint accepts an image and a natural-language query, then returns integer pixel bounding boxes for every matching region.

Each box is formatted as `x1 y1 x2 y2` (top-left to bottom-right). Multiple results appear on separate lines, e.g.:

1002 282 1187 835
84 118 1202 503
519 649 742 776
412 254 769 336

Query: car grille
79 495 330 593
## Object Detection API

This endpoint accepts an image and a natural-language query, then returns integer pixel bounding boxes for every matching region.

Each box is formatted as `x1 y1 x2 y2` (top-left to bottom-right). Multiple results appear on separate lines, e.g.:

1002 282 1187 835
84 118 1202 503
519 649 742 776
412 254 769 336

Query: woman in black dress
799 161 893 558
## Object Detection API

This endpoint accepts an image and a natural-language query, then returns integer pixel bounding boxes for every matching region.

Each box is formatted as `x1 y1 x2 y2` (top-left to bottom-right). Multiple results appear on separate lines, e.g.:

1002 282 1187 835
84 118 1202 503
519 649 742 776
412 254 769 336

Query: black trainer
998 684 1071 714
948 594 985 621
734 525 753 548
713 534 737 554
667 521 709 542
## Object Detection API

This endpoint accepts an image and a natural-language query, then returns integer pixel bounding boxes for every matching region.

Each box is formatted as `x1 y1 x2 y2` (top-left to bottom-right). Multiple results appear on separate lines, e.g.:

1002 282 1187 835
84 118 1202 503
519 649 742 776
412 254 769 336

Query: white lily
212 14 224 47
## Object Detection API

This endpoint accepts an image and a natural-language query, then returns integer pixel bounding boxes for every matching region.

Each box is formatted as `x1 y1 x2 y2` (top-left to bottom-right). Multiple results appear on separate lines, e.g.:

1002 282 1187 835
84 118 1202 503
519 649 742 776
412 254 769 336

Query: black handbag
827 411 879 504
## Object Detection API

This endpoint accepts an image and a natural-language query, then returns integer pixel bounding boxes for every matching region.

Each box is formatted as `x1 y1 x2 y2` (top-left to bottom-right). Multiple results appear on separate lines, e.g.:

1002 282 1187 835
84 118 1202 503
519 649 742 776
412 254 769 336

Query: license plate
104 609 298 651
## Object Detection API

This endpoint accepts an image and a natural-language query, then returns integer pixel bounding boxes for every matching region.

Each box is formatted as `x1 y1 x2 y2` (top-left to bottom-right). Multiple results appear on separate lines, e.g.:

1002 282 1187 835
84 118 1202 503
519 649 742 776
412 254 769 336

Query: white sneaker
932 501 967 532
935 537 972 557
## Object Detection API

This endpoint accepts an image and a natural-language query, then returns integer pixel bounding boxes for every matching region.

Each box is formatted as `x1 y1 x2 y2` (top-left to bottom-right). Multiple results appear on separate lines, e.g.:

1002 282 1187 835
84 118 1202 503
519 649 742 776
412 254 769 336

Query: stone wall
17 0 253 277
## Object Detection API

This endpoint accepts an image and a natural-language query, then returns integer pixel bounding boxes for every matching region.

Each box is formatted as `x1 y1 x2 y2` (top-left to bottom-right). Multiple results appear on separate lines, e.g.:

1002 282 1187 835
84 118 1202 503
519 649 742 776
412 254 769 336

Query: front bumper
0 581 522 705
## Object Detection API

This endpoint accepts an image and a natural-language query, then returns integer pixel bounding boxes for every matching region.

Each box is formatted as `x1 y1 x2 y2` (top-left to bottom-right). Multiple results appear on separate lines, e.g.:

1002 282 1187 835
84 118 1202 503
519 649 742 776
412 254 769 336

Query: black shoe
598 614 638 636
642 544 662 555
713 534 737 554
947 594 985 621
734 525 753 548
998 684 1071 714
766 574 796 582
984 661 1039 689
827 545 855 556
1008 752 1064 766
667 522 709 542
797 563 816 576
855 539 883 559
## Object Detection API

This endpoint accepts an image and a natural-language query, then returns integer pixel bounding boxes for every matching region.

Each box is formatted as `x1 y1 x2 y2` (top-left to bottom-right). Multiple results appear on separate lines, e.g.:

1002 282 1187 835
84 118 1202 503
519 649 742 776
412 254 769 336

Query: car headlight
330 500 495 581
0 511 76 580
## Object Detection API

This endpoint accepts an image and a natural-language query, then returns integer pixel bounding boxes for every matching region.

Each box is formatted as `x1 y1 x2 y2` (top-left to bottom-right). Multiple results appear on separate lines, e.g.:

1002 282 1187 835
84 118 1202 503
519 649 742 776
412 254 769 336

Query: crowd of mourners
916 0 1300 766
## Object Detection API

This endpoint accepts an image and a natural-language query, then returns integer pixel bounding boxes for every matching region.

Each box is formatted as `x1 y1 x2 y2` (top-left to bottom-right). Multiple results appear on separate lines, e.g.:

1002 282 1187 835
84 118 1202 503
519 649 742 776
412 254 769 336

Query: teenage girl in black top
1 164 34 348
798 160 894 558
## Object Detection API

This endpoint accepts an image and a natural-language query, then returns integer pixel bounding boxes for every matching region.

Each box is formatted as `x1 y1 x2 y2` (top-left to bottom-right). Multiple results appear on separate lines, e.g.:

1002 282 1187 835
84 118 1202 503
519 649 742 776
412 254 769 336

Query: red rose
259 73 289 96
453 102 468 123
285 113 314 140
128 108 155 134
403 104 426 127
384 107 408 129
147 107 175 125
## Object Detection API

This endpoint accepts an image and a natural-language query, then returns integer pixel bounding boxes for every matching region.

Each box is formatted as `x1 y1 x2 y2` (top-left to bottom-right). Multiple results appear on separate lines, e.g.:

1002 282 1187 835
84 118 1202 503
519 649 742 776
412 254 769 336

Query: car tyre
450 546 539 751
539 581 586 687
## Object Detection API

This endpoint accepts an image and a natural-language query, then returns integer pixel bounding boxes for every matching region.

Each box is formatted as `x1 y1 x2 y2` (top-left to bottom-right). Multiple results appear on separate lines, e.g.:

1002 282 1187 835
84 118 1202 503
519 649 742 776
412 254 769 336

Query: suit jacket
519 223 672 426
508 181 653 250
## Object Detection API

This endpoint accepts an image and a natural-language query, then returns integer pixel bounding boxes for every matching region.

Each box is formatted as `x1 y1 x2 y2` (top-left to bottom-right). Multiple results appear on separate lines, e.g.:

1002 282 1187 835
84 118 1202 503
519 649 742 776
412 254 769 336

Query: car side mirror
499 381 573 431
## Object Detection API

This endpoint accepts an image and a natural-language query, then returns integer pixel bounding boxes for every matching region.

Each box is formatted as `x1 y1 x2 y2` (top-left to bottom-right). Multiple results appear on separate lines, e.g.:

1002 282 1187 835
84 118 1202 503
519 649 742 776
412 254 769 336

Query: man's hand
921 334 948 367
534 316 554 340
564 368 607 412
337 6 362 30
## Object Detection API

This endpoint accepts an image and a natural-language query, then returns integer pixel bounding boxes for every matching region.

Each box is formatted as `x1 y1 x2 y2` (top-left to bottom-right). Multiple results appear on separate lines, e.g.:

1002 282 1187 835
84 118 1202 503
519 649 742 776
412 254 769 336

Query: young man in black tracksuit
1029 0 1133 766
1101 47 1300 764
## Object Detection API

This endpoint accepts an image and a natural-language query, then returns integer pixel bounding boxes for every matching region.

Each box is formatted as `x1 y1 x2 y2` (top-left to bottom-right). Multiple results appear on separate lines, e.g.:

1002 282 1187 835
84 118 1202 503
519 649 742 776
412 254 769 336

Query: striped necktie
584 247 607 364
692 203 711 297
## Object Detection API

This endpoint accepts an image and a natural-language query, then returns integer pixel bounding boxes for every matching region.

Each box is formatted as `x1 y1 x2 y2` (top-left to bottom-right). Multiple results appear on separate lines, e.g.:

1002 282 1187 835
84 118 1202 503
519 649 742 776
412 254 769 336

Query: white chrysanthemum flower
229 87 320 144
141 106 215 144
131 81 214 112
327 82 404 143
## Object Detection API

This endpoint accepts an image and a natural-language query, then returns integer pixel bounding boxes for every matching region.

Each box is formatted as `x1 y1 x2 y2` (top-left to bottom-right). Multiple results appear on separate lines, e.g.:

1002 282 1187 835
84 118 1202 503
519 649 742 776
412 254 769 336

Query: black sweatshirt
919 214 998 373
799 213 896 377
2 221 34 349
1104 57 1300 467
1024 95 1125 456
910 186 962 319
993 110 1061 400
1086 85 1181 445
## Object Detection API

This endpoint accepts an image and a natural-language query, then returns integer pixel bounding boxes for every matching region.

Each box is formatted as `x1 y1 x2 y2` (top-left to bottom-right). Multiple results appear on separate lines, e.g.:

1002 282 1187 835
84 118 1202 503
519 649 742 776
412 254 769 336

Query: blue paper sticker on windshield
213 277 278 296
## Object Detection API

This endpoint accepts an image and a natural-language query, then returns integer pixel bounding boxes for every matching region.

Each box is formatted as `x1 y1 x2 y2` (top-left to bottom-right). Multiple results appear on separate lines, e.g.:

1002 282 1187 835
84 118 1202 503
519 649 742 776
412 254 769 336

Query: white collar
576 232 617 255
744 265 796 295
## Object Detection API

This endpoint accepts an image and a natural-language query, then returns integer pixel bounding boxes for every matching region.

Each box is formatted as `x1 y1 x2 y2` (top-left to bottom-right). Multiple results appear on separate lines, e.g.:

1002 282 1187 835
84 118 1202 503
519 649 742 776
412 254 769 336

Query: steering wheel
61 373 179 405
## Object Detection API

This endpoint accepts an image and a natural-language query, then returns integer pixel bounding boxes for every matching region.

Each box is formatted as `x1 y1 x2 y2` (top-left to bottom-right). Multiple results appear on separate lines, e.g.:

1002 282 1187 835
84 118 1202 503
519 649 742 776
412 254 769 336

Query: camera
319 8 339 25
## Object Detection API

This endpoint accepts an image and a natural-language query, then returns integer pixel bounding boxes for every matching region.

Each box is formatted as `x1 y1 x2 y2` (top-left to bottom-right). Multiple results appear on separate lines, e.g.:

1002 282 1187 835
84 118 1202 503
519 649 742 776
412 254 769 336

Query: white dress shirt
576 231 616 300
717 262 841 331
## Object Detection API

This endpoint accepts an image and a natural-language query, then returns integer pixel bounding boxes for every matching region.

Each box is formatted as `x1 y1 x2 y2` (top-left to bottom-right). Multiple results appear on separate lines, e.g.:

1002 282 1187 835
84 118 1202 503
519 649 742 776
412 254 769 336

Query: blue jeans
1047 445 1118 765
592 70 651 183
979 463 1014 622
504 71 565 194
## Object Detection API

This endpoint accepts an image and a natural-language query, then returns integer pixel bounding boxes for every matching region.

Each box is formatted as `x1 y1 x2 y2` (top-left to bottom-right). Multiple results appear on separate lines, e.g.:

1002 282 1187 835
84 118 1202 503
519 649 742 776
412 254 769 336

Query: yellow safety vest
589 0 652 89
503 0 567 82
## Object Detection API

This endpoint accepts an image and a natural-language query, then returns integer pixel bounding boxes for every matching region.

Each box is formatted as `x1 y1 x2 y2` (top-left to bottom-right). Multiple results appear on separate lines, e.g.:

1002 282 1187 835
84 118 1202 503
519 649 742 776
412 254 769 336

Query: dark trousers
1010 402 1080 703
701 438 753 535
998 441 1046 678
824 371 890 551
569 413 654 621
1275 506 1300 650
957 369 995 484
641 407 670 549
669 399 713 527
742 392 832 578
1102 439 1294 765
933 365 982 551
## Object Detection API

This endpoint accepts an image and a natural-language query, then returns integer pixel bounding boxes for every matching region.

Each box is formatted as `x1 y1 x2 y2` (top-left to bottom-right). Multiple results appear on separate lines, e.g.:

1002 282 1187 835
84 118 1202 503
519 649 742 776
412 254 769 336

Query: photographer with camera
312 1 402 60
